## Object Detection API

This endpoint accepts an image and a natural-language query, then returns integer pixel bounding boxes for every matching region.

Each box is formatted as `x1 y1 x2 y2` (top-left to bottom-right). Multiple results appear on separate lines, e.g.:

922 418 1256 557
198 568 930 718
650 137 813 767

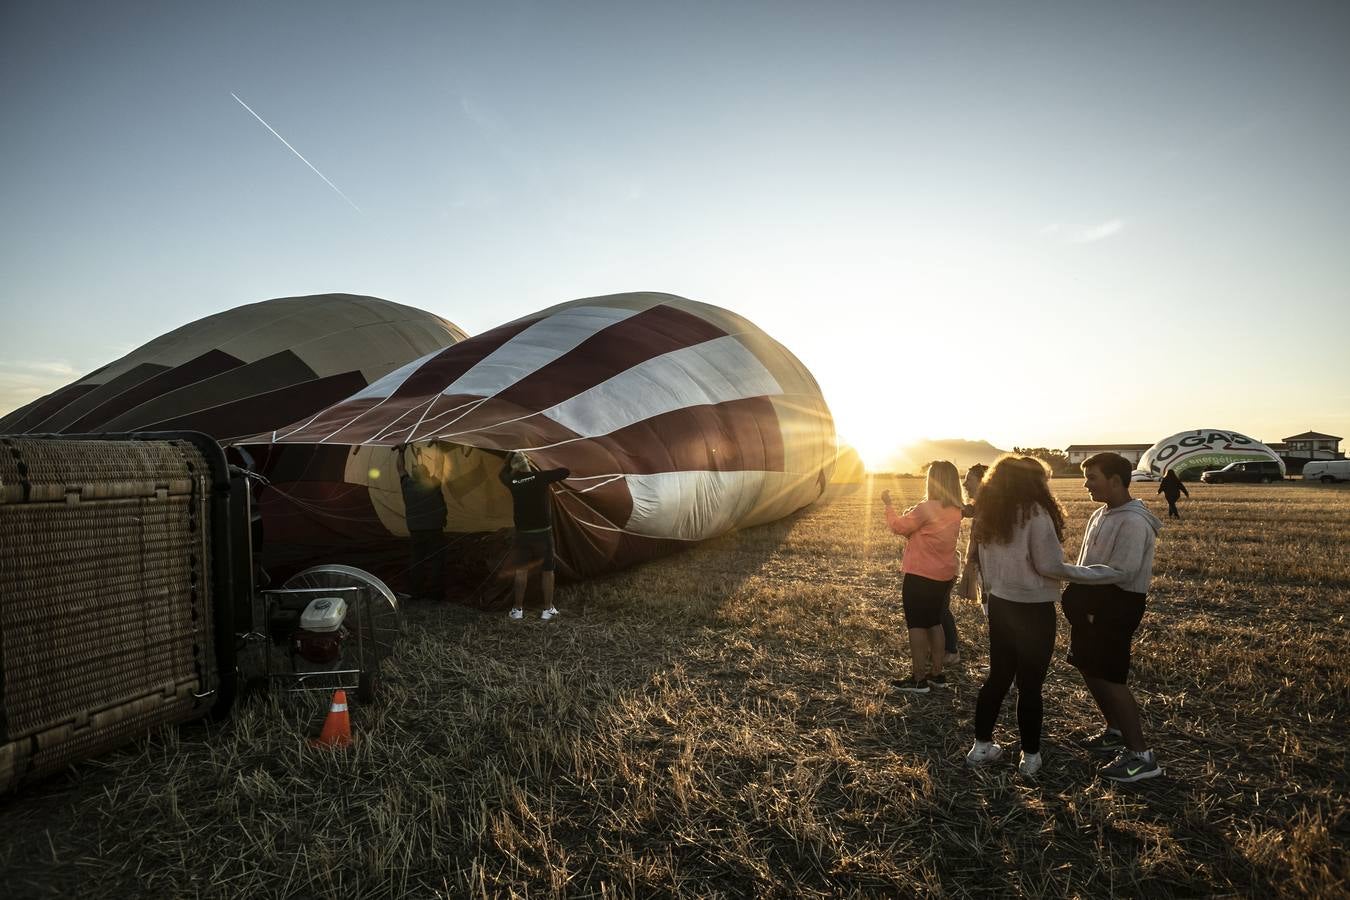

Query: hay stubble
0 481 1346 898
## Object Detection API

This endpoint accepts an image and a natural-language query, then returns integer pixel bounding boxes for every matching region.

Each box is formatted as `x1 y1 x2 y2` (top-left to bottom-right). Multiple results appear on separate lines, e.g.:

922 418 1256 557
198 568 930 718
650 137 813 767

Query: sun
817 348 961 471
836 415 916 471
824 376 980 472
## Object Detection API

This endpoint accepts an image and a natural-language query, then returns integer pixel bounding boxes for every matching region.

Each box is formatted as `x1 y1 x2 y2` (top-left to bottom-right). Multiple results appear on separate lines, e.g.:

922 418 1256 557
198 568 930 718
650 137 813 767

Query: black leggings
974 596 1057 754
942 602 958 654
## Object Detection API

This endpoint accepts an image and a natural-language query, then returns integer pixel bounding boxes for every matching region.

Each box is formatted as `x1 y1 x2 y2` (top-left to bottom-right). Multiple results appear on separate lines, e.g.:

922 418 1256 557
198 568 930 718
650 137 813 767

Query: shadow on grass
0 506 806 898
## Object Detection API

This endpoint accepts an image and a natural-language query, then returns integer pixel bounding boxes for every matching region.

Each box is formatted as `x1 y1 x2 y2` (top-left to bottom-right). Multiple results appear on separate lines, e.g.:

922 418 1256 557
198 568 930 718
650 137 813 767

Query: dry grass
1 480 1347 898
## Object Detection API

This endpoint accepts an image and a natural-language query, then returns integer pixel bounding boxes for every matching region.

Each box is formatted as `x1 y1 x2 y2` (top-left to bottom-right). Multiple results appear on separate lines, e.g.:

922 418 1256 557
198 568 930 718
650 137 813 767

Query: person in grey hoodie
1063 452 1165 783
965 456 1122 777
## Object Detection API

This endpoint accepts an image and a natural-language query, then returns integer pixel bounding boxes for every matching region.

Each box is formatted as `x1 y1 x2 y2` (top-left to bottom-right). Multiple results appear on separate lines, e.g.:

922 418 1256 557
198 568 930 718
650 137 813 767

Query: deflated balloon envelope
239 292 839 589
0 293 467 440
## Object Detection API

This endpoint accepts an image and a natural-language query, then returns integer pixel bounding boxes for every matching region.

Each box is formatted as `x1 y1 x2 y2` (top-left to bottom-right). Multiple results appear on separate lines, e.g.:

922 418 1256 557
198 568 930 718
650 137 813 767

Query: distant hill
875 438 1008 475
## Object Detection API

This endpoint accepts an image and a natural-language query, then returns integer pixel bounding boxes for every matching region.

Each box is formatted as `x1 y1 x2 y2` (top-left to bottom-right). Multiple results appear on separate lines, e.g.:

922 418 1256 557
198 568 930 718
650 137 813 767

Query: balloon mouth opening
246 441 530 608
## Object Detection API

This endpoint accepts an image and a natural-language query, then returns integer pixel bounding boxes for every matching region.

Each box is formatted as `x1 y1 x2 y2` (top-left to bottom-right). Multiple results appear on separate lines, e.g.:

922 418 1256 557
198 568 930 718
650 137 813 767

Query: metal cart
249 564 401 703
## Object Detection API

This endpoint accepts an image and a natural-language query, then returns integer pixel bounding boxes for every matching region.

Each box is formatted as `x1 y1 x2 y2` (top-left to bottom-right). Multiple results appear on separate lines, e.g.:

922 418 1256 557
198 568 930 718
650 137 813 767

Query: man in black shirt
499 451 570 620
396 445 448 602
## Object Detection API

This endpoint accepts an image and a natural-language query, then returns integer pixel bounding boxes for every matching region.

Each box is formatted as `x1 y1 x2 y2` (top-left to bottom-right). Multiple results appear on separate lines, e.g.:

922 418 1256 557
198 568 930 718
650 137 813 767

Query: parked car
1200 460 1285 484
1302 460 1350 483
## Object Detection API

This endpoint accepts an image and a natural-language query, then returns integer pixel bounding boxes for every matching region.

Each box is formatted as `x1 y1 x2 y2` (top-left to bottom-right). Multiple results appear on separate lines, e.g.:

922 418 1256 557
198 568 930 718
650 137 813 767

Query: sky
3 0 1348 468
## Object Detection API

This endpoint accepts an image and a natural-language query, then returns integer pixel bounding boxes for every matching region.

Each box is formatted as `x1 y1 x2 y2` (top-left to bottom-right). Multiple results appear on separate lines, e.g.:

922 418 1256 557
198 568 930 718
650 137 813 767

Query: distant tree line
1013 447 1076 476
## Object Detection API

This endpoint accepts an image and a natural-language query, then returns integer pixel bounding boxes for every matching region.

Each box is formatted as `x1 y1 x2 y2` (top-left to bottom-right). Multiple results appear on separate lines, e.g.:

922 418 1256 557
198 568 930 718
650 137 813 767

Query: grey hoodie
977 507 1122 604
1075 498 1164 595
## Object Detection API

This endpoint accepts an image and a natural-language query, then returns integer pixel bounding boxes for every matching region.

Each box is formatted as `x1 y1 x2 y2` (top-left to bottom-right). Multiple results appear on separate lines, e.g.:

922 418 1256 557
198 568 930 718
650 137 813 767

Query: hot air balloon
237 292 837 592
1137 429 1285 481
0 294 467 441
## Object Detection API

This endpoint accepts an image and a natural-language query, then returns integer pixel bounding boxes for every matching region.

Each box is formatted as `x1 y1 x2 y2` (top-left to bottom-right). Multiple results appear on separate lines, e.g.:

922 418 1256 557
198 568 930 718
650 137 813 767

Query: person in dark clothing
230 445 271 590
1157 470 1189 519
499 451 570 620
945 463 989 663
396 446 449 602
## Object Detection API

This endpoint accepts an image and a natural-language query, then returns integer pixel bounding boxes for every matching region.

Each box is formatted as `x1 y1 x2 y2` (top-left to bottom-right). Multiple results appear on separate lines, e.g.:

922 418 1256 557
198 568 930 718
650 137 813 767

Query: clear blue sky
3 1 1348 464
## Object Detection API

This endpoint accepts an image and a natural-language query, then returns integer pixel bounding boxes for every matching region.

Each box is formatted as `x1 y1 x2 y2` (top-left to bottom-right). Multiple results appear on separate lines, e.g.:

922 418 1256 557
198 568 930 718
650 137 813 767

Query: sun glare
838 418 916 472
828 383 926 472
816 341 967 473
846 435 891 471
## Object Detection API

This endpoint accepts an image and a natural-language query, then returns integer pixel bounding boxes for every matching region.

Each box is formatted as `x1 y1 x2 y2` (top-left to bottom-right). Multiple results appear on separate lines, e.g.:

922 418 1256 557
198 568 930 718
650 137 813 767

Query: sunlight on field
2 482 1346 896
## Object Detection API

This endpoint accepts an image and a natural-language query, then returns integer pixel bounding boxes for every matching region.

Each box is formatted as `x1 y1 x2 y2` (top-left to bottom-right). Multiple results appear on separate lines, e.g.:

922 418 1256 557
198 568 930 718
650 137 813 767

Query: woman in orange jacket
882 460 965 693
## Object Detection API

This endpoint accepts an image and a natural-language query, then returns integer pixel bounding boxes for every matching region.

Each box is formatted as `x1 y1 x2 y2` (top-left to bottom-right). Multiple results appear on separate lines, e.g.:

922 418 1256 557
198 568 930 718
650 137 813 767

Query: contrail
230 92 361 212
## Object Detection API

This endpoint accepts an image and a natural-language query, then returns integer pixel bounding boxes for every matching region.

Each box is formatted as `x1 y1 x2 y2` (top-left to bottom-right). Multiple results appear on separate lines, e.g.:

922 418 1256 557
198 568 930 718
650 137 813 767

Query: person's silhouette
396 445 448 601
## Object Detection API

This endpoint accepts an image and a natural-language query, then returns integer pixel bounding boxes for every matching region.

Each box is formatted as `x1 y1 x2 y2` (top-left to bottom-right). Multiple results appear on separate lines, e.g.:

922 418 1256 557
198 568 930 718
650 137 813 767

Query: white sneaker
508 607 524 620
540 606 560 621
966 740 1004 766
1018 751 1042 777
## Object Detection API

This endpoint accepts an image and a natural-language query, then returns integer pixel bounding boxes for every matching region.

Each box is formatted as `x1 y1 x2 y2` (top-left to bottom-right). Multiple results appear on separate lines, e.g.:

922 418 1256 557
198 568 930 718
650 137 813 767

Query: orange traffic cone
310 689 353 748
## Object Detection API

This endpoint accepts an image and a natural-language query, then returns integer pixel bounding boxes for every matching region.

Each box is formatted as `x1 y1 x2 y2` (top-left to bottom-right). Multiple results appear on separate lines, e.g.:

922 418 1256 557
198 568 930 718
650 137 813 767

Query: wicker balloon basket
0 433 239 794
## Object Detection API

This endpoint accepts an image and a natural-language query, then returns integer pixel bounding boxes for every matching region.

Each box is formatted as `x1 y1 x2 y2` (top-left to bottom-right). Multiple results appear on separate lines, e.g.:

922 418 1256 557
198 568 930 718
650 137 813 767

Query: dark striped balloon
0 294 467 441
237 292 838 582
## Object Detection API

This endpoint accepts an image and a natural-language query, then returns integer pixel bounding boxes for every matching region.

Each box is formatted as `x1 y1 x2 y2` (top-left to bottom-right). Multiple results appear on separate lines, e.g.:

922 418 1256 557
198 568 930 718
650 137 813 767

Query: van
1302 460 1350 483
1199 460 1285 484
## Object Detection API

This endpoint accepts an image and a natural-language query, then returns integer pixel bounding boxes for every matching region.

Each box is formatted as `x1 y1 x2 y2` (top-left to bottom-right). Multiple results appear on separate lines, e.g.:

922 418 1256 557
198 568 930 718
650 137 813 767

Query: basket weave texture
0 437 217 792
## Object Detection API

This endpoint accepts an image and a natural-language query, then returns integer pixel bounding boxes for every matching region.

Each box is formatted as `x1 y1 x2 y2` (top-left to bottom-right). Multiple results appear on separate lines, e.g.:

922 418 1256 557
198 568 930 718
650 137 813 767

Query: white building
1064 444 1151 467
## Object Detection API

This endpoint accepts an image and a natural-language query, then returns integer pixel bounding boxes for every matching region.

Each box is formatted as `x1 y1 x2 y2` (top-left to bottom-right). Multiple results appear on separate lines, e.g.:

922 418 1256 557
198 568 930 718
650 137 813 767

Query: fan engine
254 564 401 702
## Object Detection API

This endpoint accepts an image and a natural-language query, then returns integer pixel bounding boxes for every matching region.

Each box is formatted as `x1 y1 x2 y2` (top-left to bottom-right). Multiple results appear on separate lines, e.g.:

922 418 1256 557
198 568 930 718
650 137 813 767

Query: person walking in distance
396 445 448 602
882 460 964 693
1157 469 1188 519
1063 452 1165 782
500 451 570 621
964 456 1122 777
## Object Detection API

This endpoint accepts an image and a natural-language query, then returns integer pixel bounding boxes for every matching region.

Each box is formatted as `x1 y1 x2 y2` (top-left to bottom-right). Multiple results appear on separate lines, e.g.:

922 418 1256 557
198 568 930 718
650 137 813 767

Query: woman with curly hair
965 455 1121 776
881 459 965 693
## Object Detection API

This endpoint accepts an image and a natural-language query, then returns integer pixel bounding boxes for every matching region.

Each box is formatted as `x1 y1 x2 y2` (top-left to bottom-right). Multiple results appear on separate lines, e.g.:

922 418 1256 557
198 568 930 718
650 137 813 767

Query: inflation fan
250 564 401 702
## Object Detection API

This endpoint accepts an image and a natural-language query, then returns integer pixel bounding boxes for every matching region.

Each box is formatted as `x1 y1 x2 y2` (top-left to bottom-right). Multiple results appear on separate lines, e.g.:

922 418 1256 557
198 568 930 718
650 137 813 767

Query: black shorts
1061 583 1147 684
510 530 555 572
902 573 954 629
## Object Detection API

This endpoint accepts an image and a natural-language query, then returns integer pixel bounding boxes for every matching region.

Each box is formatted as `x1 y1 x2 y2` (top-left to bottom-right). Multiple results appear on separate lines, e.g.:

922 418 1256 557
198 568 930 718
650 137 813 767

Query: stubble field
1 479 1347 898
